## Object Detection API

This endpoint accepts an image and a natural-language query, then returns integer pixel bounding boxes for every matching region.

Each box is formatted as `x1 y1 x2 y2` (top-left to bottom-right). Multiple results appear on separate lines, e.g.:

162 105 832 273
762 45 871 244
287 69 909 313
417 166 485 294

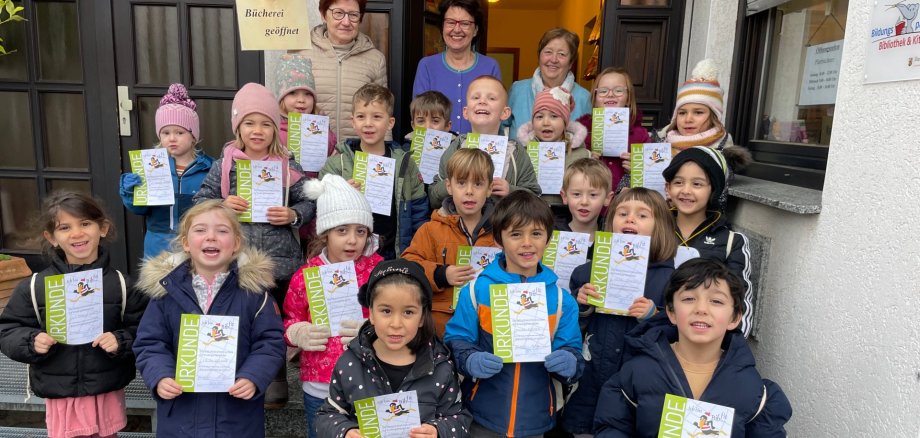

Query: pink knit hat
155 83 199 141
669 59 724 125
532 87 574 125
231 83 281 133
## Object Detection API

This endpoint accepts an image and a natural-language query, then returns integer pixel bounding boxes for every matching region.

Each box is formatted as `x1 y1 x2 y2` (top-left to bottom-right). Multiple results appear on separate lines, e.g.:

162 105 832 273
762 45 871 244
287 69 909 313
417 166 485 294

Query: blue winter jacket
593 314 792 437
120 153 215 259
561 258 675 433
132 249 285 438
444 254 584 436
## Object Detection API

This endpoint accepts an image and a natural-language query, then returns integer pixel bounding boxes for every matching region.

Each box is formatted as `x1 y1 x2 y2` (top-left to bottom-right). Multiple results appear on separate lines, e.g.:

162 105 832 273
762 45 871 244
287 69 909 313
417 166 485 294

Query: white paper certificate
674 246 701 268
236 160 284 223
44 268 104 345
590 107 630 157
659 393 735 437
354 151 396 216
542 231 591 292
490 283 552 363
527 141 566 195
587 232 651 314
287 113 330 172
128 149 174 206
452 246 501 310
466 133 507 178
410 127 452 184
630 143 672 196
175 314 239 393
355 390 422 438
303 261 364 335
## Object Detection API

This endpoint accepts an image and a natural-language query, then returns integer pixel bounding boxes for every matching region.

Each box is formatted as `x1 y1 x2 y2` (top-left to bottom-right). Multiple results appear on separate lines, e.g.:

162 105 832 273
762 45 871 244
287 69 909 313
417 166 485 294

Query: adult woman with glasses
507 28 592 137
412 0 502 134
296 0 388 140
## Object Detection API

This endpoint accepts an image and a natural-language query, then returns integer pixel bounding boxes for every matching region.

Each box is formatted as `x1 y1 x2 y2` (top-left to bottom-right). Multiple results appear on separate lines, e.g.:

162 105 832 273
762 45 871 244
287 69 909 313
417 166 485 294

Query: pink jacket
283 252 383 384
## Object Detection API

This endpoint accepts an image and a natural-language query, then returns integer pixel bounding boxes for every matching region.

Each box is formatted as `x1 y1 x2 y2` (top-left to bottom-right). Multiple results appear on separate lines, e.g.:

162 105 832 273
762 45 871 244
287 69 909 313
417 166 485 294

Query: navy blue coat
133 249 285 438
593 314 791 437
561 258 675 434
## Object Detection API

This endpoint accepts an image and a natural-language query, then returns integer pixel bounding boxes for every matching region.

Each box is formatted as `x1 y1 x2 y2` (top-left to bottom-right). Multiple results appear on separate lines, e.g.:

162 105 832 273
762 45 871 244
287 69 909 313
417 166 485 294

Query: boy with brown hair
558 158 614 239
402 148 497 334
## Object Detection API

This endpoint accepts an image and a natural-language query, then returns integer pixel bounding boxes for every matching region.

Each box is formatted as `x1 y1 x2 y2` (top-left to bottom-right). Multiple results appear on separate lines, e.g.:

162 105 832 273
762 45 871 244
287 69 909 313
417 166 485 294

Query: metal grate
0 427 154 438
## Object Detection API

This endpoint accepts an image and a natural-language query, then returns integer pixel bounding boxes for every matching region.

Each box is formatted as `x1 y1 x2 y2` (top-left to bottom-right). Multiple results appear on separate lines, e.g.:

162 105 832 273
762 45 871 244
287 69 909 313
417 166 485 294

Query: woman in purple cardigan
412 0 501 134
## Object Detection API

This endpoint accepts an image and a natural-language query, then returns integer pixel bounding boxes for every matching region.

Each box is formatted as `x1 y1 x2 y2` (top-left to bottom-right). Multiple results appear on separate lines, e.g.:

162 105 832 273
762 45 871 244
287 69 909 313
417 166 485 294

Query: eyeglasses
540 50 570 60
596 86 628 97
444 19 474 30
329 8 360 23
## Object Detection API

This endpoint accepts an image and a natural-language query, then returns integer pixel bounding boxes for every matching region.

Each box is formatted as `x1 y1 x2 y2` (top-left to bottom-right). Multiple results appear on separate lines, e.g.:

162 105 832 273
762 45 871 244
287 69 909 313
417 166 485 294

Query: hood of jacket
624 312 755 371
479 252 559 286
348 320 453 374
516 118 588 150
136 247 275 299
310 24 379 57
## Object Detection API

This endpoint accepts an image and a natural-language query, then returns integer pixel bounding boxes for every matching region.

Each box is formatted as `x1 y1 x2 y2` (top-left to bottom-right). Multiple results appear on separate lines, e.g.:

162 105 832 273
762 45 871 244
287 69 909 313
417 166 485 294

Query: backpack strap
29 274 40 326
117 270 127 320
467 277 478 310
726 231 735 259
747 384 768 423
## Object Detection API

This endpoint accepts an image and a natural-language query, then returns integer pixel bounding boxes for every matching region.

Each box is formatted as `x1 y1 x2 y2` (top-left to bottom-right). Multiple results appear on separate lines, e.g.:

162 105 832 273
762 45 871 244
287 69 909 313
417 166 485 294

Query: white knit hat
303 174 374 235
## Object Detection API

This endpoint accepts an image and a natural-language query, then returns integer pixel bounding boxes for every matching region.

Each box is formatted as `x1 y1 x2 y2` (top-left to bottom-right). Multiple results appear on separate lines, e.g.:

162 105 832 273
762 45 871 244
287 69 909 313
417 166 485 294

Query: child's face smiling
352 99 395 148
667 279 740 349
159 125 196 161
182 210 241 279
44 211 109 265
281 90 315 115
500 221 548 277
447 176 491 220
463 79 511 134
533 109 566 142
239 113 276 157
369 284 423 358
611 199 655 236
676 103 714 135
666 161 711 217
594 72 630 108
325 224 369 263
561 173 612 227
412 111 451 132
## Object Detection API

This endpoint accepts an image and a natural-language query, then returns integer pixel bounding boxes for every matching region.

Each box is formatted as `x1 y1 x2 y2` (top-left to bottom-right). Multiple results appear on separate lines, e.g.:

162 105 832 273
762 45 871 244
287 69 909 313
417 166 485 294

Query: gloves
119 173 142 197
465 352 504 379
286 321 332 352
544 350 577 379
338 319 365 347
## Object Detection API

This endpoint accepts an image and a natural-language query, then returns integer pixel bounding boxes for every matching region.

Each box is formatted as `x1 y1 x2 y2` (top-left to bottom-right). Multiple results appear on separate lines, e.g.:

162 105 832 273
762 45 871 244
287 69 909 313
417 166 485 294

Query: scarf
664 125 726 154
219 142 302 204
530 67 576 95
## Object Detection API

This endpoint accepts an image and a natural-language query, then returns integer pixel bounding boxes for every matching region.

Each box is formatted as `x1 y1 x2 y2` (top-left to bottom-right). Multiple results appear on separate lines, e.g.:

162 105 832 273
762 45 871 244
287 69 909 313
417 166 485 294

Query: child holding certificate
557 158 614 239
516 86 592 213
316 259 471 438
576 67 649 192
444 191 583 437
193 82 315 407
275 53 336 178
319 84 428 260
429 75 542 209
283 174 383 438
0 191 148 438
401 148 498 335
133 200 286 437
119 83 215 259
561 187 678 435
593 259 792 437
663 146 755 337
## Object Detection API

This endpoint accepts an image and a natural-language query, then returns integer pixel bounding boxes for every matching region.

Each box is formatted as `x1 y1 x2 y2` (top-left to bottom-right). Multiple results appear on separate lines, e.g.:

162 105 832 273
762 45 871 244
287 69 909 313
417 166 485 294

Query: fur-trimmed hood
516 118 588 150
137 247 275 299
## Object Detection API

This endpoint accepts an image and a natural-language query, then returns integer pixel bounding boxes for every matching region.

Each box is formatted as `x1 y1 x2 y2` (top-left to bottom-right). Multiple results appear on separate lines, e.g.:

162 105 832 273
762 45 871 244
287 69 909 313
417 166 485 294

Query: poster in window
798 39 843 106
865 3 920 83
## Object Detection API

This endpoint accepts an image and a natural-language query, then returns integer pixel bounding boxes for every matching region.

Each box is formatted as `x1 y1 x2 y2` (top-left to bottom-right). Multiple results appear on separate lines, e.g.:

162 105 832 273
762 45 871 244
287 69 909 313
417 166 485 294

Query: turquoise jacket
506 77 592 137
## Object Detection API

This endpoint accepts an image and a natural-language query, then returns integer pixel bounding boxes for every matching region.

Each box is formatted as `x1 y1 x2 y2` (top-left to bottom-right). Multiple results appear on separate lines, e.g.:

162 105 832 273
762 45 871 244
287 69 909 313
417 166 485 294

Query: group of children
0 53 792 438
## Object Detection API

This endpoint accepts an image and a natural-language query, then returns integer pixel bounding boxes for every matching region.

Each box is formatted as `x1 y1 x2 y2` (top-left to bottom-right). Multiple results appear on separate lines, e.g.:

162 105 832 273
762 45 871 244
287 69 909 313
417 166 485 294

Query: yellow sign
236 0 312 51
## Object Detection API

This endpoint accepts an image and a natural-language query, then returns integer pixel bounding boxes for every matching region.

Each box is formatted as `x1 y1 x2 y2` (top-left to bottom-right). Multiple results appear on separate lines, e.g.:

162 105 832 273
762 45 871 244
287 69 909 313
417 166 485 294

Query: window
730 0 848 190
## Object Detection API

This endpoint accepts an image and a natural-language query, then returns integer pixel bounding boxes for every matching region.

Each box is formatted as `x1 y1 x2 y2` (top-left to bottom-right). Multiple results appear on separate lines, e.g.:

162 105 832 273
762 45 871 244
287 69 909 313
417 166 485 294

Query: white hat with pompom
303 174 374 235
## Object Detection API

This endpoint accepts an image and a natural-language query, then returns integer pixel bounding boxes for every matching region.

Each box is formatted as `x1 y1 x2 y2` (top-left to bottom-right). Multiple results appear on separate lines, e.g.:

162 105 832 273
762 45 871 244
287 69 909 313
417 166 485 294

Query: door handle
117 86 133 137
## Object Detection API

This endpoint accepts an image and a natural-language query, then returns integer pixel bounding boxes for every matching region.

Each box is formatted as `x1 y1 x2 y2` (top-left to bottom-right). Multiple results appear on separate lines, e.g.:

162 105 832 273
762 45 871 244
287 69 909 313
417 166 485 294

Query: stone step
0 427 154 438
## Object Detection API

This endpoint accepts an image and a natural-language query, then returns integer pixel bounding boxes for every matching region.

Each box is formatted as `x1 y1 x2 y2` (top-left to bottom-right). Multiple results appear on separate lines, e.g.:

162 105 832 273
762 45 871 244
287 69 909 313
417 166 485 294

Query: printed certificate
674 246 701 268
354 151 396 216
527 141 566 195
236 160 284 223
287 113 331 172
355 390 422 438
542 231 591 292
591 107 630 157
658 393 735 438
453 246 501 310
490 282 552 363
175 314 240 393
303 261 364 335
410 127 452 184
466 133 507 178
44 269 104 345
129 149 174 206
587 232 651 314
630 143 672 196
